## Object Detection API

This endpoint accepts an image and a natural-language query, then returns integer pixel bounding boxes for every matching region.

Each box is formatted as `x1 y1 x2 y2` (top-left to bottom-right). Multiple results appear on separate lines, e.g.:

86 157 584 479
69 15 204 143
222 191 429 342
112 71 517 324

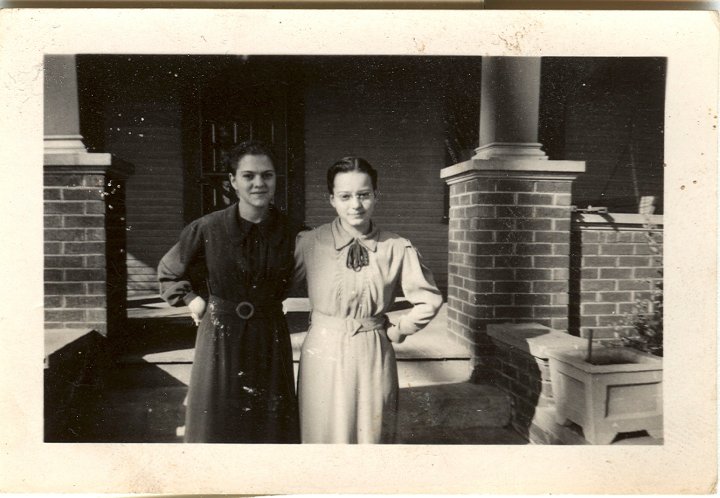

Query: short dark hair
225 140 276 175
326 157 378 194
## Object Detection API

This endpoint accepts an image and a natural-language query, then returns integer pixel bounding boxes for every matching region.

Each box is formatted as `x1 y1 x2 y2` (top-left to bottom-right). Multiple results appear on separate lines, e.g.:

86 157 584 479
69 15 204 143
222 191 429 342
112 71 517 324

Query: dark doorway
199 83 290 215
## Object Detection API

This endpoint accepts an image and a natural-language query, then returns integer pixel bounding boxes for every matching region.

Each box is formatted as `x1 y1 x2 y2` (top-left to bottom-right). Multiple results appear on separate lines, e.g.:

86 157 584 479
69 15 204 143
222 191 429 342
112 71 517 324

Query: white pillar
475 57 547 160
44 55 86 154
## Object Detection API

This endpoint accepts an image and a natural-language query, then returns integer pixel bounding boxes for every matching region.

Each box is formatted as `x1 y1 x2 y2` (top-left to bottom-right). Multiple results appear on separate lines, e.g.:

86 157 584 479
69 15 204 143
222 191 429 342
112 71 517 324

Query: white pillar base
473 142 548 161
441 157 585 183
44 134 87 155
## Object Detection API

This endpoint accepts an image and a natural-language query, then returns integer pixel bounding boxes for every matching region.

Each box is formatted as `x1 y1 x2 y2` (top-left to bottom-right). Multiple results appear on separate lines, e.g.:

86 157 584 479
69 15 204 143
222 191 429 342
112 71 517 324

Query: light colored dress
294 218 443 443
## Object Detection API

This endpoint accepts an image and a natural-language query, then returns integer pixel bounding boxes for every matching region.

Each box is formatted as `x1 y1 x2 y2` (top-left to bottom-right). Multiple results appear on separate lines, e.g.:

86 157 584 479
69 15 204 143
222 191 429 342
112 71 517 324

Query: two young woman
158 142 442 444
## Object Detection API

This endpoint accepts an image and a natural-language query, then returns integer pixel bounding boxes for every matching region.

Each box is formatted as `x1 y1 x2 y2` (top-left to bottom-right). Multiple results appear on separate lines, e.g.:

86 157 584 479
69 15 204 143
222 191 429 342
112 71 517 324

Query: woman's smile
230 154 277 218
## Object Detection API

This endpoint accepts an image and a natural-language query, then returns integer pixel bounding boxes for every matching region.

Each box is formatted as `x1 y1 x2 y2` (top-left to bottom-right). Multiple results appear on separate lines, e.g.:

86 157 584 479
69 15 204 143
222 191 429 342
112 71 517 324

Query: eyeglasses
333 192 375 202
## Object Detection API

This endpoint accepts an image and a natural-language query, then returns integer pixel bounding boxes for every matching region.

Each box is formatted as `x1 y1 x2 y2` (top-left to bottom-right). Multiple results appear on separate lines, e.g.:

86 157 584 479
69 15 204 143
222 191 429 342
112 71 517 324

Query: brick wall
492 341 548 436
102 100 187 296
302 60 464 293
44 160 132 336
569 214 663 339
446 175 575 352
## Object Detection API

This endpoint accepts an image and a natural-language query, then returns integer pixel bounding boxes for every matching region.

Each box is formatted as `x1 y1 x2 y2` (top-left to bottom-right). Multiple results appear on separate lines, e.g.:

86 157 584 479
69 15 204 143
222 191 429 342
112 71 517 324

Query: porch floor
62 295 660 445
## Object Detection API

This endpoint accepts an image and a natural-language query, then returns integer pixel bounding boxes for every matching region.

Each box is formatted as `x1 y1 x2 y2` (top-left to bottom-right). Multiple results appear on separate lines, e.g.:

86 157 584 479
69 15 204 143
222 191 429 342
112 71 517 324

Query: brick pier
441 160 585 380
44 157 133 337
570 213 664 338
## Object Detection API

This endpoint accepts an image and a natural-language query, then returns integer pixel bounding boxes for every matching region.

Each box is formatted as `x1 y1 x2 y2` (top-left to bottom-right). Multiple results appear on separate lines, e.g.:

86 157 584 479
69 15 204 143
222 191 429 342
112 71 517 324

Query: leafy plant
614 217 663 357
620 279 663 356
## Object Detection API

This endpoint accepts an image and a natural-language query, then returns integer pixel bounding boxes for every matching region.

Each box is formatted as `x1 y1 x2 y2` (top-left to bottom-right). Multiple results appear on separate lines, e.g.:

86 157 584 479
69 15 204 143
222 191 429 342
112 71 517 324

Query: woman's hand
188 296 207 326
386 324 407 344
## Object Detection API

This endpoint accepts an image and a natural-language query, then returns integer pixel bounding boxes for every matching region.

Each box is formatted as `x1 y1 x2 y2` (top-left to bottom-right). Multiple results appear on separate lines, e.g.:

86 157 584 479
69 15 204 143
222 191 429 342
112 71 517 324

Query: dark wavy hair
225 140 276 175
326 157 378 194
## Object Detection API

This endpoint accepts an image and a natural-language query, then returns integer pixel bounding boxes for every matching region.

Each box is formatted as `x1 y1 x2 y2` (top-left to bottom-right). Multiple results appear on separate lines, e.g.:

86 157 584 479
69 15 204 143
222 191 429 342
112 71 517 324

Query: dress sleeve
395 244 444 337
157 221 205 307
291 230 308 290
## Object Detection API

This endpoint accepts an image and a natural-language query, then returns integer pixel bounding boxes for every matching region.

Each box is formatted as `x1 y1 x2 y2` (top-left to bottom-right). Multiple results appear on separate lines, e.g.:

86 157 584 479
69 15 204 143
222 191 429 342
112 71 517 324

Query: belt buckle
235 301 255 319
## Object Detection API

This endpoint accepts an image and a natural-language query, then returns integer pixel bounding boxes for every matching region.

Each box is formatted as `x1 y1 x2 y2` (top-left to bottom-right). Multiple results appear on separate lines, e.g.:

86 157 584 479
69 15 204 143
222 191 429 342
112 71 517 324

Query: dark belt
208 295 282 320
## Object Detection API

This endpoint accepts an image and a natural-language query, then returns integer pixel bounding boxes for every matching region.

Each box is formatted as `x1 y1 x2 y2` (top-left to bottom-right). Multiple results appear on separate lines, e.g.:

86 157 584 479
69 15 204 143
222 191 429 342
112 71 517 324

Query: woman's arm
290 230 309 291
157 220 205 308
387 244 444 343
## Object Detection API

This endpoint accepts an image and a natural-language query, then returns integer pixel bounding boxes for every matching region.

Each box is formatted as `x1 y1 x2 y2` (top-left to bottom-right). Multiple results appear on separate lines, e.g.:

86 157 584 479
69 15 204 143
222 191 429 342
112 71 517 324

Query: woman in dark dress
157 141 299 443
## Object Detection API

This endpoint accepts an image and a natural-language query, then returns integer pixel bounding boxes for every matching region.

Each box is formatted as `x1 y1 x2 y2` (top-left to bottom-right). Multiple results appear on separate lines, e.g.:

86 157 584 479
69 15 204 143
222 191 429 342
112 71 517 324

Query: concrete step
397 359 472 388
121 302 473 389
119 356 472 390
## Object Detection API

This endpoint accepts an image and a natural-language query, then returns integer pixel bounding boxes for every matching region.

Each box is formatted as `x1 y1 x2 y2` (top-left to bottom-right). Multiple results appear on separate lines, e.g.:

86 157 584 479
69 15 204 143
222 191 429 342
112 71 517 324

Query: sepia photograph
1 8 717 495
44 54 666 446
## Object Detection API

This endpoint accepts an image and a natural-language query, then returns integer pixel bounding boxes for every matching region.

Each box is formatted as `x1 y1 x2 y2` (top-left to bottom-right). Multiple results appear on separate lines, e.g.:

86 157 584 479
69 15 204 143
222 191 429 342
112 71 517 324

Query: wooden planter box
548 347 663 444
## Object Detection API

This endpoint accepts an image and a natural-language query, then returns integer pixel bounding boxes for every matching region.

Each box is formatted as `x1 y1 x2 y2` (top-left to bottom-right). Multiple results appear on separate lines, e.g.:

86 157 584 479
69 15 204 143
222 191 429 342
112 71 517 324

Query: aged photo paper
0 8 717 494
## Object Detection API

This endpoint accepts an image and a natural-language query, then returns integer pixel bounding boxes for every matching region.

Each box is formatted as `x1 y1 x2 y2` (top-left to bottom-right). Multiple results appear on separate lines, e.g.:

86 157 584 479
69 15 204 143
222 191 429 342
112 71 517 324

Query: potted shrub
617 280 663 357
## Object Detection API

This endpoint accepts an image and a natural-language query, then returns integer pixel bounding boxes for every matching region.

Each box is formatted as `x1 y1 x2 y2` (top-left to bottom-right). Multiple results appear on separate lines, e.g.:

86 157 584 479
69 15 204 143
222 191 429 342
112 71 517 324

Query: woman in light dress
294 157 443 443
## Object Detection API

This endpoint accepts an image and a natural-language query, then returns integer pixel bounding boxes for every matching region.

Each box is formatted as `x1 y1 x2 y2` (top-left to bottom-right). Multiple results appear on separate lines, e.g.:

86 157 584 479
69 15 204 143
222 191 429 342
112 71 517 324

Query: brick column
44 158 133 337
442 160 584 379
570 213 664 339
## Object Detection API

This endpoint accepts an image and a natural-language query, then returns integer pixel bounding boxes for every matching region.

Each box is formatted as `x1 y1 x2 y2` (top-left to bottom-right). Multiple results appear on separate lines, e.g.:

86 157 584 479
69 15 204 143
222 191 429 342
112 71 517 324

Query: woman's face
229 154 276 210
330 170 376 233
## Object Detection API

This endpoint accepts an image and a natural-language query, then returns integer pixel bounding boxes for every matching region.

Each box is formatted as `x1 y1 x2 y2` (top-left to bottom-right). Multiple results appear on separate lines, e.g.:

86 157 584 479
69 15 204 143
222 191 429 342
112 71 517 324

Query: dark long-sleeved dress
158 203 299 443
